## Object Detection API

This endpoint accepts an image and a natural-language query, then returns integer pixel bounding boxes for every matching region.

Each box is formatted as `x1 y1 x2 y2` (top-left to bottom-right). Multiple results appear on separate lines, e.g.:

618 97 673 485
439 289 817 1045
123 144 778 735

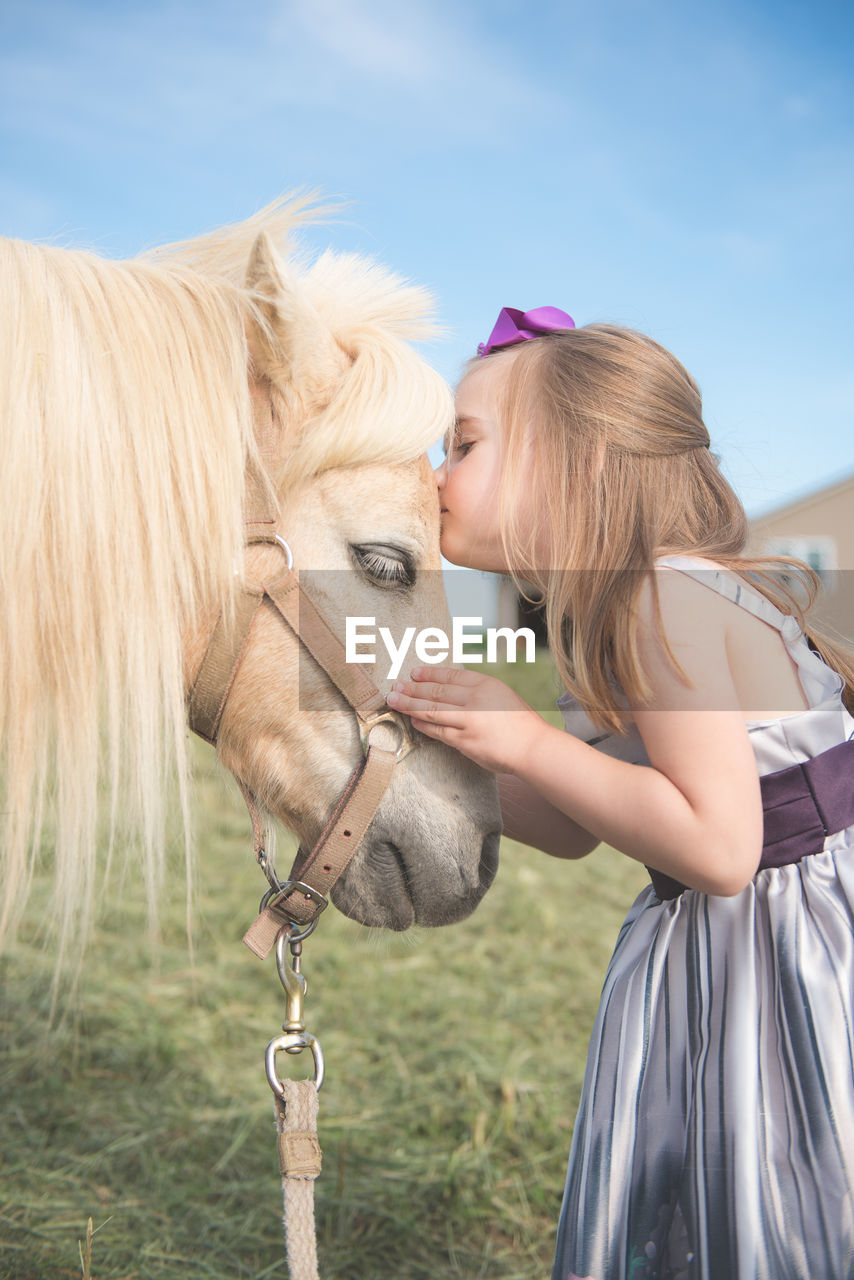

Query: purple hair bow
477 306 576 357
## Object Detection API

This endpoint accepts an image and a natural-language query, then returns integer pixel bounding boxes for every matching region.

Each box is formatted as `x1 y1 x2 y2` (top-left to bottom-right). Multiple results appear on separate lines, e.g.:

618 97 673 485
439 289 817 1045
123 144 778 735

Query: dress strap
654 554 795 636
653 554 844 709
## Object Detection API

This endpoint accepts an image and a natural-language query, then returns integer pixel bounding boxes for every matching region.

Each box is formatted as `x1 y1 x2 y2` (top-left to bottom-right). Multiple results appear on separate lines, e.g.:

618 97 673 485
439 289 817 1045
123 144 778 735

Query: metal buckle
260 880 329 923
356 708 416 760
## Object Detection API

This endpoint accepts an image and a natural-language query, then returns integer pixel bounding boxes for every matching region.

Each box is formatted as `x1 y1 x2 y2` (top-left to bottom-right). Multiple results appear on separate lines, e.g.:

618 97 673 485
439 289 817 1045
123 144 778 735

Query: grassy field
0 657 647 1280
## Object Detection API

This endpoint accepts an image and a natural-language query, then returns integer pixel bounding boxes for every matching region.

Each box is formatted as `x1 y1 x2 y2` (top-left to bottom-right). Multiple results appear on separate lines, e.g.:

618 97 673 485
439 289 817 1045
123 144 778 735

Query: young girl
386 309 854 1280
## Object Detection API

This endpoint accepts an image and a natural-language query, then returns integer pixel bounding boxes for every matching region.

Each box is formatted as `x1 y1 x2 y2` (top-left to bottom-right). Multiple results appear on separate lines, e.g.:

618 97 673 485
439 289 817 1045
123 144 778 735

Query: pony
0 197 501 978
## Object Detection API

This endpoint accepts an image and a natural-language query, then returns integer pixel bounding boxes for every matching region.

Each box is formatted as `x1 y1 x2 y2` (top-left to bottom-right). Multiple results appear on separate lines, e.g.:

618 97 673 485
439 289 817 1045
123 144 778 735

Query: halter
186 376 417 955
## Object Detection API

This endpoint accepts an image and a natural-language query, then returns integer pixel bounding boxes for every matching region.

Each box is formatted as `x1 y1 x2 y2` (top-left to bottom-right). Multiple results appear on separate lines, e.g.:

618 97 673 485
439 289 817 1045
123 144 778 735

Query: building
748 470 854 642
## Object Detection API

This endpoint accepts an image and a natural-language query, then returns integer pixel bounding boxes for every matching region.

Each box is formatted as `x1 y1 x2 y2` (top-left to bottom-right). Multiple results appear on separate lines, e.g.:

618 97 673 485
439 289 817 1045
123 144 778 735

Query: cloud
269 0 562 129
0 0 560 160
282 0 441 87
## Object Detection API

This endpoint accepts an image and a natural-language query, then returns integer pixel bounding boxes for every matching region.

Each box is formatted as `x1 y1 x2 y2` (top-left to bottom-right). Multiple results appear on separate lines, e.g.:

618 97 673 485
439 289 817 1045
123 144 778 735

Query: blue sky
2 0 852 514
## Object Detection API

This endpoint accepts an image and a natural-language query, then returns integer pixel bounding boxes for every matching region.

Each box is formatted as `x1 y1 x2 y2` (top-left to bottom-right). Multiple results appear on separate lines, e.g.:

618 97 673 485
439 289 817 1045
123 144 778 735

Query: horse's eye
350 544 415 591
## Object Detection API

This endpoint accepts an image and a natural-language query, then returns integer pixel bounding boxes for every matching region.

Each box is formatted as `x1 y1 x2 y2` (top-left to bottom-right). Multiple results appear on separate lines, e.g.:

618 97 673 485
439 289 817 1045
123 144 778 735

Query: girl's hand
386 666 546 775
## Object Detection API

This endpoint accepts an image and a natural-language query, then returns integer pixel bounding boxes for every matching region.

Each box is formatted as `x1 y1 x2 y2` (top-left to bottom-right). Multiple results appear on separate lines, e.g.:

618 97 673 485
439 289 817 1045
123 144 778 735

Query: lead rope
266 922 325 1279
276 1079 322 1280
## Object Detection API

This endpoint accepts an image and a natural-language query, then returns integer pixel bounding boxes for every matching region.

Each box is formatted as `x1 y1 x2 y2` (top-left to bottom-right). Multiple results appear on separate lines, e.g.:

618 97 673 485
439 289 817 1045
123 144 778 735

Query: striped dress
552 557 854 1280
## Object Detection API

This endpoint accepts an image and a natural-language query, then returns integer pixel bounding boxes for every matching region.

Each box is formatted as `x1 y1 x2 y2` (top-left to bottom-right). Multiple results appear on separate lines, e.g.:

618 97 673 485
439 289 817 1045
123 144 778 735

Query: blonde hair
487 325 854 730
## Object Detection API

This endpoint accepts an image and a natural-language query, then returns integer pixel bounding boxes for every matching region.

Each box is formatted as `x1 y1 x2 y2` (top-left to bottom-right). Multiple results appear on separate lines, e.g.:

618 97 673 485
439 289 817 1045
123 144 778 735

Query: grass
0 656 647 1279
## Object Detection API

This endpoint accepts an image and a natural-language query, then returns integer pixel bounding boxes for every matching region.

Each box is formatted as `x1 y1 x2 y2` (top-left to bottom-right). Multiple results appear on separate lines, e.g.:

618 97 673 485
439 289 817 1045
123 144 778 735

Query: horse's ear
245 232 289 325
244 233 337 396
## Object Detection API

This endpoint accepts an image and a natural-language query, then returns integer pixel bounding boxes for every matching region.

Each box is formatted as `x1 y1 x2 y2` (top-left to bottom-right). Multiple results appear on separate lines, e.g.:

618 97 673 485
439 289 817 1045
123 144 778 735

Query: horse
0 197 501 980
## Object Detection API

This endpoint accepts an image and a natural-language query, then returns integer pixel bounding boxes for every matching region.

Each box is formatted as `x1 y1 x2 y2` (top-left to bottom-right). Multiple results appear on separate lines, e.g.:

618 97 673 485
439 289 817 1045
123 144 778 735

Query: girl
386 309 854 1280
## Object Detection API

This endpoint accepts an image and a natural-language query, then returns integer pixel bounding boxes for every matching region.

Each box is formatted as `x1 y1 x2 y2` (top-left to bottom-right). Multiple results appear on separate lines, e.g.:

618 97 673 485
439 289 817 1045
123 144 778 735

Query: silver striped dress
552 558 854 1280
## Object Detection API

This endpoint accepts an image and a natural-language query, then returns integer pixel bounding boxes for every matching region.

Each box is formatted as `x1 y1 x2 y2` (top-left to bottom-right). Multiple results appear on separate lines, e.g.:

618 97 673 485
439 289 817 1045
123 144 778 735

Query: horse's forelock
149 195 451 478
272 250 451 483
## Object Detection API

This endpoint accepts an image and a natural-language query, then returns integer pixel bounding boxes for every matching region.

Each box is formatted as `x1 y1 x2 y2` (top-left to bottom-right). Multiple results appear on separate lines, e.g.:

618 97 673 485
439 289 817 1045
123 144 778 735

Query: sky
2 0 852 516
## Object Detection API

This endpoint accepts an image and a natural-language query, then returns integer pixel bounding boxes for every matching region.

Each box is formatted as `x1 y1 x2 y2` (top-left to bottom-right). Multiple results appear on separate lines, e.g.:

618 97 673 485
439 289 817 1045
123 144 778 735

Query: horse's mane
0 197 450 976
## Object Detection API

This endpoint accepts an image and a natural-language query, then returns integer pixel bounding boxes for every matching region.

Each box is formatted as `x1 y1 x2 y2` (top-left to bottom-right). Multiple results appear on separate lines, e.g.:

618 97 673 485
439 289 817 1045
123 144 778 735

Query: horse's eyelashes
350 544 416 591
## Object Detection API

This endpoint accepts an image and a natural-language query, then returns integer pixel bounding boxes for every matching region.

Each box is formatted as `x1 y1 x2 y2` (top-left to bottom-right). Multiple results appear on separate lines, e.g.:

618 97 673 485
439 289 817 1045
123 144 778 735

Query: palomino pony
0 198 500 977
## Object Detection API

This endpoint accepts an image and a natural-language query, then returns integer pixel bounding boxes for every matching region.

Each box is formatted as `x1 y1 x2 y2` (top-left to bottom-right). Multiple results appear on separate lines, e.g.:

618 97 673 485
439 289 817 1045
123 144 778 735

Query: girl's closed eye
444 414 480 465
443 426 472 461
451 438 474 460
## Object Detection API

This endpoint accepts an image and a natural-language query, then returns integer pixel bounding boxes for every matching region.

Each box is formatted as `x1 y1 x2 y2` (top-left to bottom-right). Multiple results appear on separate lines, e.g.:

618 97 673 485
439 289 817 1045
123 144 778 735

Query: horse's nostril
479 829 501 891
368 841 409 891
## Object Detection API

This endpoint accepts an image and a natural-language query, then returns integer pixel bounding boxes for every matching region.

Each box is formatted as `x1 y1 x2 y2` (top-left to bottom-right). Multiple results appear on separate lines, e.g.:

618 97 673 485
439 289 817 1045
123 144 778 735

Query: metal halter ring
357 708 416 761
245 531 294 569
273 535 294 569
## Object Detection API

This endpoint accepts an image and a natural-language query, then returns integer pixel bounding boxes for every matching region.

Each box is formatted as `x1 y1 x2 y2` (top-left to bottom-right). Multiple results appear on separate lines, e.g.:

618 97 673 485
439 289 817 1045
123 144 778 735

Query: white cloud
269 0 562 126
0 0 560 156
281 0 440 86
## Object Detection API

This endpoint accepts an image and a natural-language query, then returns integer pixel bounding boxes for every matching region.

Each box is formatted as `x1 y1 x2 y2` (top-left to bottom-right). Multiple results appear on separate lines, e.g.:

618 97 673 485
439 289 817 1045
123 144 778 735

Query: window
763 536 838 589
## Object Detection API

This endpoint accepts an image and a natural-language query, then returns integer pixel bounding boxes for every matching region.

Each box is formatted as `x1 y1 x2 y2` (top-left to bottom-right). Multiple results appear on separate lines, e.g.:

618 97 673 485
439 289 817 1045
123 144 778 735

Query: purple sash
648 738 854 901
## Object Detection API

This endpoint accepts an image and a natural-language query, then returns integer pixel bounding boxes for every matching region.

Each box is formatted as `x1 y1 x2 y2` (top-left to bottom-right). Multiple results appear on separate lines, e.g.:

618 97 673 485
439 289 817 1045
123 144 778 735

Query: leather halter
186 377 417 953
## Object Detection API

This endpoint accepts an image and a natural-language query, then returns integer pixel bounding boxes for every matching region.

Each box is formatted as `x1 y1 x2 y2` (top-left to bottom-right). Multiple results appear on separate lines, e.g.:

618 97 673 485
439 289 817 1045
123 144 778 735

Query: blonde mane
0 198 449 971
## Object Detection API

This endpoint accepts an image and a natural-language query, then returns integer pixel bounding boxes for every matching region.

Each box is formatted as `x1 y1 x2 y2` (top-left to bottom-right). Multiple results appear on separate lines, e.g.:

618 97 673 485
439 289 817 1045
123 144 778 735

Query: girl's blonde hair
487 324 854 730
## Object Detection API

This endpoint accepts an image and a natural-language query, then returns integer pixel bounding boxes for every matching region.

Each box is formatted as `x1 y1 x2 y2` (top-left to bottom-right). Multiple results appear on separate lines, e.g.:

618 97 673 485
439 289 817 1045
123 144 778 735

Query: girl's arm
498 773 601 859
388 572 763 895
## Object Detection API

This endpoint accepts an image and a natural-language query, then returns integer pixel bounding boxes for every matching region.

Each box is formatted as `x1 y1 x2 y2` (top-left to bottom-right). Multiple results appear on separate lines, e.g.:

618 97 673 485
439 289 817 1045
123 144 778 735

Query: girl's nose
434 458 447 490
